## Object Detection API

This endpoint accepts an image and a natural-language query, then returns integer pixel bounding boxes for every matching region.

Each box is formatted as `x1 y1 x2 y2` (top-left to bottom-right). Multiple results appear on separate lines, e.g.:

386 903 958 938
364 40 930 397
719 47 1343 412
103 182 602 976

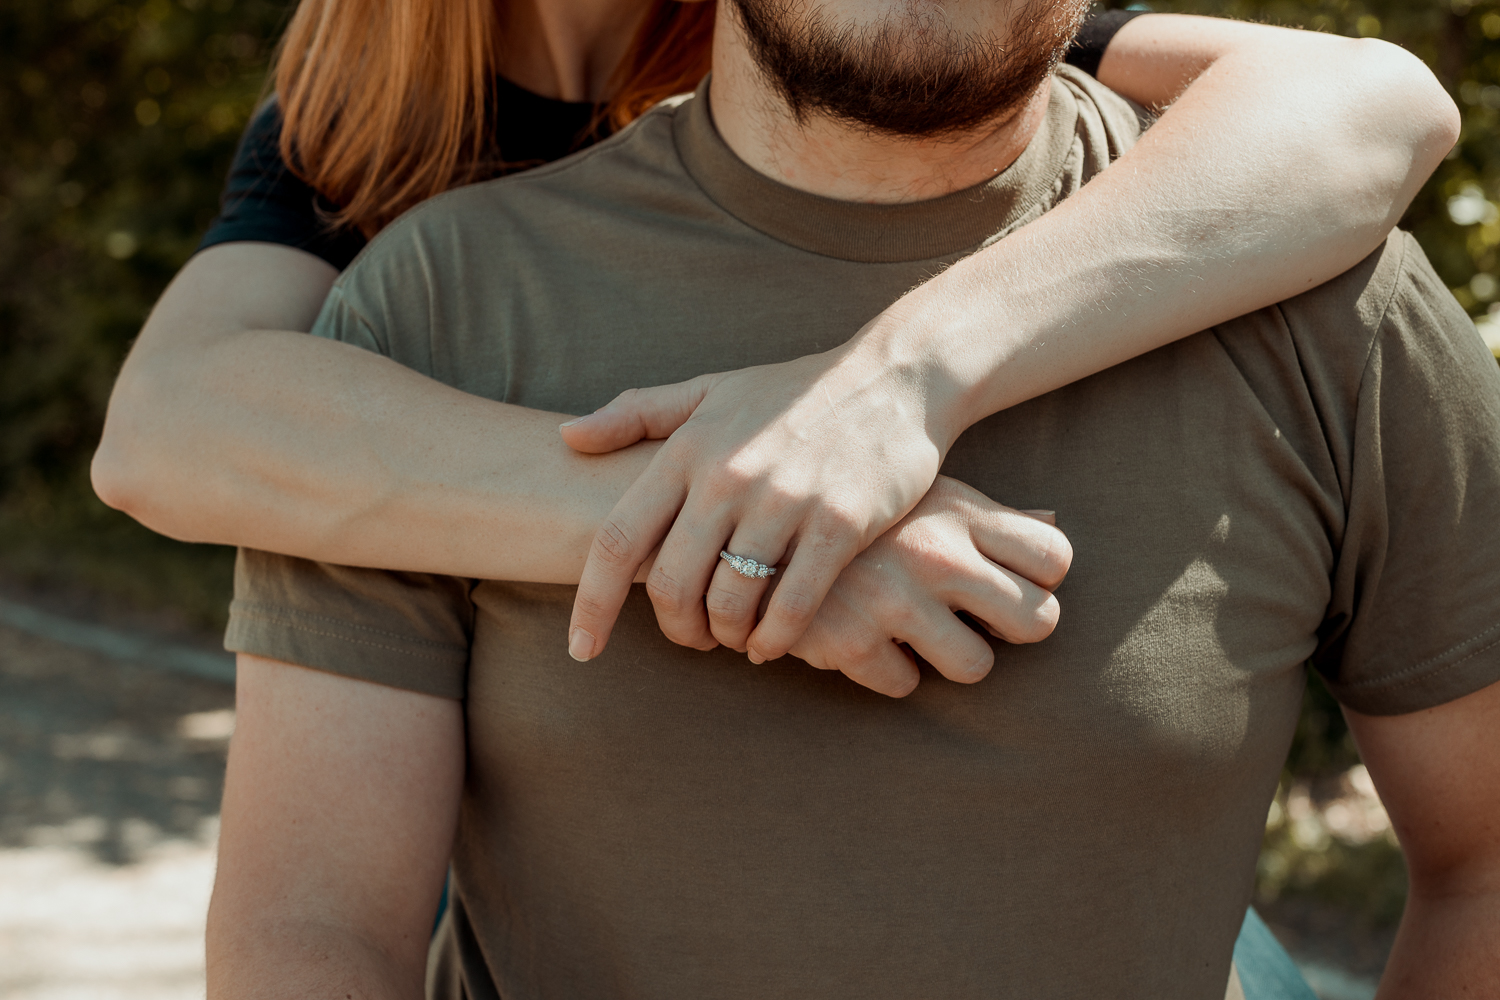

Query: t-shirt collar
672 74 1079 263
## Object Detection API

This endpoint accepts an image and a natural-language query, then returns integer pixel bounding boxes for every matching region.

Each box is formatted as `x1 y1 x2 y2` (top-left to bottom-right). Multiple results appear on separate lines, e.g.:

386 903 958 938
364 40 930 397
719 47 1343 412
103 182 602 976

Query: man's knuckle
881 601 917 633
1020 596 1061 643
923 544 968 580
948 650 994 684
1037 532 1074 587
883 671 921 698
888 526 946 572
838 630 884 665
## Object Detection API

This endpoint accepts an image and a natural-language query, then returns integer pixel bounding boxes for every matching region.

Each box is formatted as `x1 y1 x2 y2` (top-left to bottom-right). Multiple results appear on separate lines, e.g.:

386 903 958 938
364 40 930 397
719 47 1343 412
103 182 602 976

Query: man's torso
233 67 1500 999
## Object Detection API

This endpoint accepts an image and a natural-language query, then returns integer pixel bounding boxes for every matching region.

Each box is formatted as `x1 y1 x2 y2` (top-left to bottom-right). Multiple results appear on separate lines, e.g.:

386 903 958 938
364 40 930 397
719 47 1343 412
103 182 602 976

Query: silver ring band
720 550 777 579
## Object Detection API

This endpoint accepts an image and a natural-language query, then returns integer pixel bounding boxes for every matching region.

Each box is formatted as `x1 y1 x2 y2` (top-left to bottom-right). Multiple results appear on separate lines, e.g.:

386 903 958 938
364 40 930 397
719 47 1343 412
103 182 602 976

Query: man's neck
709 13 1052 205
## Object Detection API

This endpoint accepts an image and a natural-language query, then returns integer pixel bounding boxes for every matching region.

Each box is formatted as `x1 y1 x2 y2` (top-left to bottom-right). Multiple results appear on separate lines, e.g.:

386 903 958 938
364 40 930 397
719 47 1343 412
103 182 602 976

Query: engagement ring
720 550 777 579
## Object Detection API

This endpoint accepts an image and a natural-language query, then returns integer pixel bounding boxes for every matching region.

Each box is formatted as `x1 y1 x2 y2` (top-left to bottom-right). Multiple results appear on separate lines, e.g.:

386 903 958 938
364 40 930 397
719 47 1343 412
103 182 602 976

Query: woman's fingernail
568 627 595 661
559 413 591 428
1021 509 1055 517
747 651 765 665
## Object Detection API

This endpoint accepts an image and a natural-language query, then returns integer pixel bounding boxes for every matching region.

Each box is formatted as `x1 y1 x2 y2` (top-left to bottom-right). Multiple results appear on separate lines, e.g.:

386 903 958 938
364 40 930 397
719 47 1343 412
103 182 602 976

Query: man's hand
561 339 961 664
783 476 1070 697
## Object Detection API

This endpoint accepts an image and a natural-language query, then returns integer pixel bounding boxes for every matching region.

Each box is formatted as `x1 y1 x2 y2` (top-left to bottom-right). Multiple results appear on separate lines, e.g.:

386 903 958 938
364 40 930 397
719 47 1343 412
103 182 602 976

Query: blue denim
434 884 1317 995
1234 906 1319 999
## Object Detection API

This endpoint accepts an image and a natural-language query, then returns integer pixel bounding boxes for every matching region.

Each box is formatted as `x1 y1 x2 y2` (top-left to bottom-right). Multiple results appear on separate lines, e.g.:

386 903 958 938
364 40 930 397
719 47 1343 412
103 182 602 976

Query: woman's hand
782 477 1071 698
561 337 965 663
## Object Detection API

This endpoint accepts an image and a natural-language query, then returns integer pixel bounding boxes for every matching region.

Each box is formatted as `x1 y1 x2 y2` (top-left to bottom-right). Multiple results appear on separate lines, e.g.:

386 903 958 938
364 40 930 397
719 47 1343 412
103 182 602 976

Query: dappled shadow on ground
0 622 233 864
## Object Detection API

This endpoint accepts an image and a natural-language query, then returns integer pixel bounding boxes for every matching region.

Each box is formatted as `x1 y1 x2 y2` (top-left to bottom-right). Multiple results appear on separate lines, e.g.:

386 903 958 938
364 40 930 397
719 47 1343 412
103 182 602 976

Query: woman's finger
643 492 741 651
558 374 720 454
745 520 863 664
569 463 689 661
704 557 774 652
705 519 790 651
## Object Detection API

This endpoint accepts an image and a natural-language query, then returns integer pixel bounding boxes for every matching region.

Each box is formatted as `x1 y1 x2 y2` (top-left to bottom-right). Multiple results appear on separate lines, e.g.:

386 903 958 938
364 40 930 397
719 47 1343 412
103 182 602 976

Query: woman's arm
92 242 665 582
924 13 1460 423
96 16 1456 635
561 15 1462 661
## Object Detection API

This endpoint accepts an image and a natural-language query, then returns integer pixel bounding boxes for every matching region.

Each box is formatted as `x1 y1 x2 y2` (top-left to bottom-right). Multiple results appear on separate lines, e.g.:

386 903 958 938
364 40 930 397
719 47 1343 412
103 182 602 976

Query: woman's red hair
273 1 716 236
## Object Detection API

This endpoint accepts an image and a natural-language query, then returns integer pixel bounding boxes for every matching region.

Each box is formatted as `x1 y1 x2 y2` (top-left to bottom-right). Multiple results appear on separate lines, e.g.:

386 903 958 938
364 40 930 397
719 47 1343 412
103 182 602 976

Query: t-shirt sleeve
223 248 475 700
1064 9 1145 78
225 552 475 699
1309 233 1500 715
195 98 368 270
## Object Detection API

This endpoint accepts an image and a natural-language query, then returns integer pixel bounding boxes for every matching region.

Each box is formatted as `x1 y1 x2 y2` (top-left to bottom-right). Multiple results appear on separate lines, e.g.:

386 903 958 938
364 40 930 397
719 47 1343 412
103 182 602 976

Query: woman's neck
496 0 658 102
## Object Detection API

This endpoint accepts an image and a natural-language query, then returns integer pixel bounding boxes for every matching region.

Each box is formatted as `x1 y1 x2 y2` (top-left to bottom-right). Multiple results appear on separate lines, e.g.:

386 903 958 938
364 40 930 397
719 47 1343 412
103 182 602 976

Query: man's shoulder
1272 230 1474 384
1291 229 1413 318
1053 63 1151 151
348 98 695 271
317 96 704 365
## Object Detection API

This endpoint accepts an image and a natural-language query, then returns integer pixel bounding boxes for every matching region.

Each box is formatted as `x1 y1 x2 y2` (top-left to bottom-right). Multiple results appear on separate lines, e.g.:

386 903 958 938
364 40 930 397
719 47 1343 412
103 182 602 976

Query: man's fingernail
568 627 595 661
747 651 765 665
1021 509 1055 517
559 413 591 428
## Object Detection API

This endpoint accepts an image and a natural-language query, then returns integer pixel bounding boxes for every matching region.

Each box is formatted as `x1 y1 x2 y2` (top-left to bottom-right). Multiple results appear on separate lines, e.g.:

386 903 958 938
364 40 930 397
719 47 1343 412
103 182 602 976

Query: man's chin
731 0 1085 139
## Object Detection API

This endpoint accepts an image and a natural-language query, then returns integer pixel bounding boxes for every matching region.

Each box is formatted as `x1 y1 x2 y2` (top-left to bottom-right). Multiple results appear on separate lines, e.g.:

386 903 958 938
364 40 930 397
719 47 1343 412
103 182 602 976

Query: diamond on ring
720 550 777 579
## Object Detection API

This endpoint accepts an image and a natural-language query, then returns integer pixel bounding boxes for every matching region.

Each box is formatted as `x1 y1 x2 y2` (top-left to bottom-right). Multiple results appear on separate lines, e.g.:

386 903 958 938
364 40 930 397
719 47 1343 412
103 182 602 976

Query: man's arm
207 654 464 999
1345 681 1500 997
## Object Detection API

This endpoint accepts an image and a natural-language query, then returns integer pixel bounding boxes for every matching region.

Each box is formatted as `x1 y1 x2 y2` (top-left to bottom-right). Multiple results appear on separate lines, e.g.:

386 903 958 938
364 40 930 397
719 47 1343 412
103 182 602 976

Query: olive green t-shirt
226 68 1500 999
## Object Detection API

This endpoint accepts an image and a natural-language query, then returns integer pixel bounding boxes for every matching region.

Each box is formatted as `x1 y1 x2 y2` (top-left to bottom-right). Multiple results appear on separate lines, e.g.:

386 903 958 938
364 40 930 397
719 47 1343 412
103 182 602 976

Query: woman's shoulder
197 96 368 269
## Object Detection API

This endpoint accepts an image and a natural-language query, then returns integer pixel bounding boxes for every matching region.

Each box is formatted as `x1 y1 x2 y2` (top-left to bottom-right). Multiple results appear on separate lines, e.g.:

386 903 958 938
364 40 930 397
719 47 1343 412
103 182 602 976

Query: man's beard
729 0 1089 138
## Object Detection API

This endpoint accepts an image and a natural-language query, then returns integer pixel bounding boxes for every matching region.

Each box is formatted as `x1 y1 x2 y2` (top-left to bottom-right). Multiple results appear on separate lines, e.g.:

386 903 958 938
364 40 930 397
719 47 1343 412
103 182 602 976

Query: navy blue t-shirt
198 10 1143 270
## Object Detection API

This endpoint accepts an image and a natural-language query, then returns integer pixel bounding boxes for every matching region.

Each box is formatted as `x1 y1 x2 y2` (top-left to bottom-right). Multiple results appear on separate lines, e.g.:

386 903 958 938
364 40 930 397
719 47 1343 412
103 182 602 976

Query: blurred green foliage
0 0 289 622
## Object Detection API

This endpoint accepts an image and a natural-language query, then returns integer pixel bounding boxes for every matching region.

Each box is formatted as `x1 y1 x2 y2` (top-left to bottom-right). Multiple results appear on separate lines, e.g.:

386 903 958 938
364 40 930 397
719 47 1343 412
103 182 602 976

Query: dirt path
0 613 232 998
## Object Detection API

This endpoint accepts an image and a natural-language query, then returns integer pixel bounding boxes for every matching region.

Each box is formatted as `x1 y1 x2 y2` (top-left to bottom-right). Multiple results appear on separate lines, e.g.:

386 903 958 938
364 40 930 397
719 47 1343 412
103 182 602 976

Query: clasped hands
558 338 1071 698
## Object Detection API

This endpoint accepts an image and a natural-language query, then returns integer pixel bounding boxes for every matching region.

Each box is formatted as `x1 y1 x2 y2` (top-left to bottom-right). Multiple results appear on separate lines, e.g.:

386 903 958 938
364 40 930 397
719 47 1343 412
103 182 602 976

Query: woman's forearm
94 244 654 582
853 15 1460 442
115 333 652 582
